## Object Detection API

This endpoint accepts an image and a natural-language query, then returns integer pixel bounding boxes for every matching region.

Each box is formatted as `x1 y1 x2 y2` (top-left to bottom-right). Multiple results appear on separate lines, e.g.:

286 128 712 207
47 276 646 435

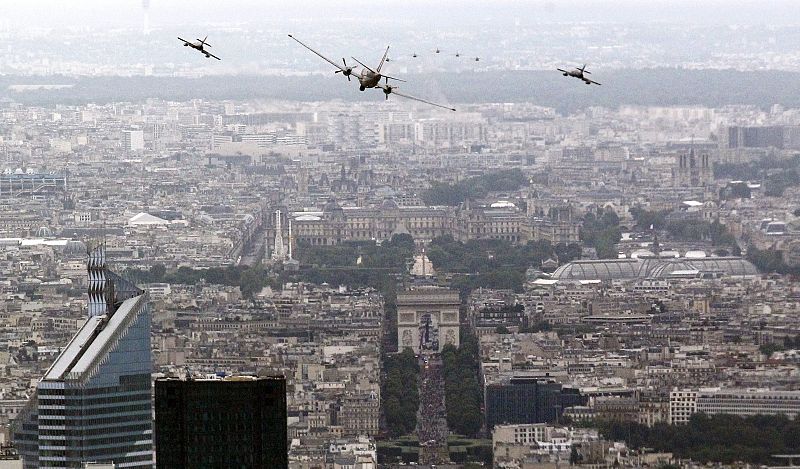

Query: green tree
382 348 420 437
239 266 266 299
442 330 483 437
148 263 166 281
422 169 528 206
581 208 621 259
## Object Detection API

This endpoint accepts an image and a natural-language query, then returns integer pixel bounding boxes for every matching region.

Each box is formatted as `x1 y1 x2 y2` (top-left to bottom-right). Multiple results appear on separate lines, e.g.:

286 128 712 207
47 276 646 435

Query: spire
652 224 660 257
87 242 108 317
272 210 286 261
288 219 293 260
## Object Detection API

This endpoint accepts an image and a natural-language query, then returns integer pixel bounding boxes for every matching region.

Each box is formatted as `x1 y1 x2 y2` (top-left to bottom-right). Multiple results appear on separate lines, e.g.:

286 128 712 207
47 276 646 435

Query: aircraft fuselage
183 42 205 52
357 71 382 91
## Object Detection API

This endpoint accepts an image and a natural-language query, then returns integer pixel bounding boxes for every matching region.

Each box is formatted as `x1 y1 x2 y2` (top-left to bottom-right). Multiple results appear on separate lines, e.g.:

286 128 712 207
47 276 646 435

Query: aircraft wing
177 37 191 44
556 68 568 73
378 85 455 111
381 74 407 83
288 34 347 72
585 78 601 85
350 57 376 74
206 51 222 61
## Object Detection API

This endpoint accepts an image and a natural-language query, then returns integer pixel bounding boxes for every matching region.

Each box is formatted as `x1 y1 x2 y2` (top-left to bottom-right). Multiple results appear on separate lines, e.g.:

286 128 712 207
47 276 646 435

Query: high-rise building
154 376 288 469
12 245 153 468
726 125 785 149
122 129 145 152
484 377 585 429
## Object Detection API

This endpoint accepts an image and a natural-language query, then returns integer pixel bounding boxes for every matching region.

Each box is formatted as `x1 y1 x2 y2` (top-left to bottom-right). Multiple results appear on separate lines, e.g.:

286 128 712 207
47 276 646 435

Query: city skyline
1 1 800 468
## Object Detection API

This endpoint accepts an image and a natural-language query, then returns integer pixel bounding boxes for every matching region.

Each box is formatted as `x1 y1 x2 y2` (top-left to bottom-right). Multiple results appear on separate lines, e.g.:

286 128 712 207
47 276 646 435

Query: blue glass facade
13 245 153 468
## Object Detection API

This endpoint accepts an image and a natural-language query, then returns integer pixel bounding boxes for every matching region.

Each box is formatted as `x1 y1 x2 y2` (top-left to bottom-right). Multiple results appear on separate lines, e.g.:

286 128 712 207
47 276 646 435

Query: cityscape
0 1 799 468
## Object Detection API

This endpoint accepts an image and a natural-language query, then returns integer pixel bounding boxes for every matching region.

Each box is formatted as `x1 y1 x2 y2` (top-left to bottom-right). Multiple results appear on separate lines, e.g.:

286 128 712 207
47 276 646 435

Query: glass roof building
13 245 153 469
551 256 759 281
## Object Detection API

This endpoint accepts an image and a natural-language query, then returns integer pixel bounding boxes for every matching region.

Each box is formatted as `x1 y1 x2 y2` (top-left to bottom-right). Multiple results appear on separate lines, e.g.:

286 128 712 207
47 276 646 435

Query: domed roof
646 259 698 278
380 198 399 211
551 257 758 281
551 259 647 281
490 201 516 209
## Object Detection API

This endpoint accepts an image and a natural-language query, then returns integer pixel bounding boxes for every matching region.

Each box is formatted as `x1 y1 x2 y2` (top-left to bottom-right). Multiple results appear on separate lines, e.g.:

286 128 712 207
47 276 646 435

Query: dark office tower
12 244 153 468
155 376 288 469
727 125 785 149
484 377 586 429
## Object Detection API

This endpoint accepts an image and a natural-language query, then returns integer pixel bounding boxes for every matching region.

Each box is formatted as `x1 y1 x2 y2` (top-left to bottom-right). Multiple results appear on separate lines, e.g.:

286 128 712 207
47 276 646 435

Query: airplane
288 34 359 81
386 52 421 62
376 78 456 112
434 48 441 54
455 51 461 58
557 64 601 85
177 35 220 60
349 47 406 91
473 57 480 62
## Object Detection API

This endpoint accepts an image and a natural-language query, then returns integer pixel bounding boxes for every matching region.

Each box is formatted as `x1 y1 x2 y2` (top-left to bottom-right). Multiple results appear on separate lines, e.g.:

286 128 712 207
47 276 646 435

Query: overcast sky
2 0 799 30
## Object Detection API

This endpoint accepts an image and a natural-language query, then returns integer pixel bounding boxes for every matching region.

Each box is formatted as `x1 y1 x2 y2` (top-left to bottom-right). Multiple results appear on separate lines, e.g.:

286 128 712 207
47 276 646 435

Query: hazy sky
2 0 800 30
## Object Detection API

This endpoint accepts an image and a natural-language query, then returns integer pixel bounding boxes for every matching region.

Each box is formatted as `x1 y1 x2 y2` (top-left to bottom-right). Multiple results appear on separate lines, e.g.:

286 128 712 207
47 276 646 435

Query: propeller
334 58 356 80
383 77 394 100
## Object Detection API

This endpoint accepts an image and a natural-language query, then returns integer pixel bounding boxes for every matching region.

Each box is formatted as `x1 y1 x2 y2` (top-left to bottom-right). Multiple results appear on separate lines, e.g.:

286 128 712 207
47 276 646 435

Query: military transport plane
377 78 456 112
289 35 454 111
177 35 220 60
348 47 407 91
289 34 404 89
557 64 601 85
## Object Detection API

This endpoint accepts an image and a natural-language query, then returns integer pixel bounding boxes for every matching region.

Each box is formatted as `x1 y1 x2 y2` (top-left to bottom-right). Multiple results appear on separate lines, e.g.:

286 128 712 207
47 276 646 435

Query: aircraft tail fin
198 35 212 47
377 46 390 73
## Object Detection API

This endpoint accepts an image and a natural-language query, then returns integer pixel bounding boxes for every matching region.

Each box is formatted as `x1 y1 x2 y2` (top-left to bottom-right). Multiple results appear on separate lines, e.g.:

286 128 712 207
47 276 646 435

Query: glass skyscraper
154 376 288 469
13 245 153 468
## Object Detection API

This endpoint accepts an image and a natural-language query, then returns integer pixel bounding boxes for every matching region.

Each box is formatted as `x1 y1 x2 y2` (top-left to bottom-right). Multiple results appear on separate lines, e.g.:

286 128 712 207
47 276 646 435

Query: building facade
282 198 529 250
670 388 800 424
13 245 153 469
154 376 288 469
484 377 585 429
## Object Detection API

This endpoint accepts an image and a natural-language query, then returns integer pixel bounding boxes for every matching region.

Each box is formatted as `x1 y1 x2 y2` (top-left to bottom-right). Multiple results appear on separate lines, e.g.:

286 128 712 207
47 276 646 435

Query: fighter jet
376 78 456 112
288 34 360 81
177 35 220 60
557 64 601 85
